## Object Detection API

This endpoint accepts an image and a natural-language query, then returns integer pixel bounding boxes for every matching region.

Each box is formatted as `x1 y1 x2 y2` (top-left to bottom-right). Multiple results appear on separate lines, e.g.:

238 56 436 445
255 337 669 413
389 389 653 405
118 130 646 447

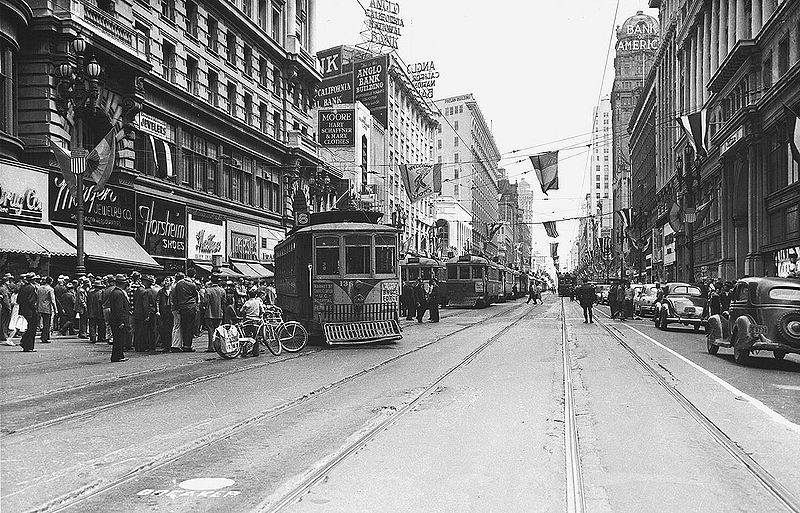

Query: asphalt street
1 296 799 512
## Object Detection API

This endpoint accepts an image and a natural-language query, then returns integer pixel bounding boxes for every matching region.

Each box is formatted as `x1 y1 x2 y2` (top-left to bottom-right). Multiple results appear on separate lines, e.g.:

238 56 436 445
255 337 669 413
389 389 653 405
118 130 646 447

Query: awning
0 224 49 255
248 262 274 278
17 225 76 257
192 262 242 277
231 261 261 278
52 227 161 270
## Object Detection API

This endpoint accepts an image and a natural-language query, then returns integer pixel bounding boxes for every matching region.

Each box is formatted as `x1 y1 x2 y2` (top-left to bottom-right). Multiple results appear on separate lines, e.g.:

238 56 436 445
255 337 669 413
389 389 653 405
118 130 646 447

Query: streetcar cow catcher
274 210 402 345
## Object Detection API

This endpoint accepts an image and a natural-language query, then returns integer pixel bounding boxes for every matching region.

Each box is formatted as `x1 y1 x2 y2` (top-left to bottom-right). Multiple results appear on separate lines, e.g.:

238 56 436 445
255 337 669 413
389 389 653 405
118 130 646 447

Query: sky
316 0 659 268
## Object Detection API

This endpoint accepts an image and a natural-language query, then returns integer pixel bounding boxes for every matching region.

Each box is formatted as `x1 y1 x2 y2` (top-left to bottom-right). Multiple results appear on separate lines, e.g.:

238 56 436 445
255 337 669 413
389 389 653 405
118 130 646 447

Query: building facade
651 0 800 281
434 93 501 257
2 0 324 277
591 96 614 237
611 11 660 277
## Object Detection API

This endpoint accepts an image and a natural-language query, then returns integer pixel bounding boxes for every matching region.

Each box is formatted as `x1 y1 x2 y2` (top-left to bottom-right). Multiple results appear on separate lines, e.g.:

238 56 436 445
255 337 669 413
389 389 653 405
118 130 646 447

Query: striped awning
17 225 76 257
0 224 49 255
52 227 161 270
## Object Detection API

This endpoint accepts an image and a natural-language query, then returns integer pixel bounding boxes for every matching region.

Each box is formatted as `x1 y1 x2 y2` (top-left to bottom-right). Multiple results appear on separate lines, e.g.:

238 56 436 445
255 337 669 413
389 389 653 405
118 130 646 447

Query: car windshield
670 285 702 296
768 287 800 301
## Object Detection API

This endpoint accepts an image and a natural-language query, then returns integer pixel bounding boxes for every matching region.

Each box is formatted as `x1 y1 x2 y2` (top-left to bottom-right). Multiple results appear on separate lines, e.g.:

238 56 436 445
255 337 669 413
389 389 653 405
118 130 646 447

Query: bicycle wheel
258 324 282 356
277 321 308 352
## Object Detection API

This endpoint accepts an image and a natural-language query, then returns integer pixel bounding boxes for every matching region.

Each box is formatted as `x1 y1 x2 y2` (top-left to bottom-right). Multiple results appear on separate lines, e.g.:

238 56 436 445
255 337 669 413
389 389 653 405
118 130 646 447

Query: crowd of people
0 269 278 362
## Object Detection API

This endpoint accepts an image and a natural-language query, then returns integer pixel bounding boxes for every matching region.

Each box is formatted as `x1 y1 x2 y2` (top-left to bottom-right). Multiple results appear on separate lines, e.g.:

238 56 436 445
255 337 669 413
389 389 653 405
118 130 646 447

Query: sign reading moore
319 110 355 147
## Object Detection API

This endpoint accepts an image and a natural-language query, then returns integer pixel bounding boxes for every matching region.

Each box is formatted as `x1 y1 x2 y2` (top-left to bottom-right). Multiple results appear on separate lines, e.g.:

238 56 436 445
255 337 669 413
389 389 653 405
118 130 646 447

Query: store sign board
317 47 344 78
135 195 187 259
354 55 389 113
0 166 47 223
49 173 135 232
365 0 403 50
319 109 355 147
316 73 354 107
136 113 176 143
407 61 438 99
230 232 258 261
188 214 225 261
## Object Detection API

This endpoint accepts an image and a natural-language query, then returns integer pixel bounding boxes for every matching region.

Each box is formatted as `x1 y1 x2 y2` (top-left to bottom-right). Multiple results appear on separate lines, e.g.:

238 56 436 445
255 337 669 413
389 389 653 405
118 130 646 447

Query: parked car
634 283 659 317
706 277 800 365
595 284 611 304
653 282 707 332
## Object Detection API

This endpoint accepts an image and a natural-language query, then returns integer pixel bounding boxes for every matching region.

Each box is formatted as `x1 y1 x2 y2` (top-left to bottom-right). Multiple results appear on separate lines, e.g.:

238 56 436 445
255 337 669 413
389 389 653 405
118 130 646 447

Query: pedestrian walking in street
709 282 722 316
36 276 58 344
401 280 415 320
108 274 130 362
60 282 77 335
0 274 13 343
526 283 536 304
132 275 158 352
203 275 225 352
17 273 39 352
53 276 66 335
653 281 664 322
87 279 105 343
427 278 440 322
101 274 115 343
621 280 633 321
414 278 428 323
536 283 544 304
172 269 199 352
577 278 597 323
609 281 620 319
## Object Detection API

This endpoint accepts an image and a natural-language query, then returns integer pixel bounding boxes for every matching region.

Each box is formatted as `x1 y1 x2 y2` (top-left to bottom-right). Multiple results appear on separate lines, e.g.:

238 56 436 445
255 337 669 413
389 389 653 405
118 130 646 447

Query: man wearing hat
87 279 105 343
171 268 199 352
17 273 39 352
101 275 116 344
108 274 130 362
202 274 226 352
76 277 89 339
60 282 77 336
0 273 12 342
132 275 158 352
36 276 58 343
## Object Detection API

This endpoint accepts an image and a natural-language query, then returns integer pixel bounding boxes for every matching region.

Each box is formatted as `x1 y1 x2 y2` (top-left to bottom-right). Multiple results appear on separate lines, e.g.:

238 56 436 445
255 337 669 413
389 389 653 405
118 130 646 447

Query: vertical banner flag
543 221 559 238
49 140 77 198
550 242 558 259
786 105 800 165
400 163 442 202
530 152 559 195
617 208 632 232
85 128 117 191
677 109 708 158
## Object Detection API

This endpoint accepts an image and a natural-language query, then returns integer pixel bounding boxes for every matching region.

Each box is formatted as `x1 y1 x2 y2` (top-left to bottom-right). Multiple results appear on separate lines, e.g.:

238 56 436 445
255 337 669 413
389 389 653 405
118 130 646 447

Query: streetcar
445 254 501 307
399 255 449 307
274 210 402 345
557 272 576 297
498 265 515 302
516 272 530 299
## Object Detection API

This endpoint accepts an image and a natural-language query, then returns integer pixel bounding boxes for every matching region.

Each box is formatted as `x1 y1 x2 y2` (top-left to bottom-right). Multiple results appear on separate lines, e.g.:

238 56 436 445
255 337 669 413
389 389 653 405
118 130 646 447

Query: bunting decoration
617 208 632 232
85 128 117 191
668 201 684 233
550 242 558 259
786 105 800 165
530 152 559 195
400 163 442 202
49 140 77 198
543 221 559 238
677 109 709 158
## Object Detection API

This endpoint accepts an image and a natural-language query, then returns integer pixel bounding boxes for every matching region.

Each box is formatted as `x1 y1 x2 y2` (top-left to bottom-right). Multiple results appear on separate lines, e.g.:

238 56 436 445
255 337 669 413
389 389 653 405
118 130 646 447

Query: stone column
718 0 729 64
791 20 800 65
689 36 696 110
308 0 316 55
703 8 712 103
752 0 762 36
285 0 297 52
728 0 737 52
745 143 765 276
711 0 720 73
697 25 706 106
762 0 776 23
736 0 748 40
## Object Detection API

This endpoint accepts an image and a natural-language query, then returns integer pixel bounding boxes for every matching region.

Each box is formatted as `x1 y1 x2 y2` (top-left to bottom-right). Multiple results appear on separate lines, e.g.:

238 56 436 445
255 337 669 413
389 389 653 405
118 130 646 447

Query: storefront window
345 235 371 275
375 234 396 274
315 236 339 275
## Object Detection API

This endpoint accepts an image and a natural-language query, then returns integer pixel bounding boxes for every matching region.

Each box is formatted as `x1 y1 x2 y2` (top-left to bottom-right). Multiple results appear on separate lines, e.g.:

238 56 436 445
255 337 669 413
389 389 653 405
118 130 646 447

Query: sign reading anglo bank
319 109 355 147
366 0 403 50
135 194 187 259
354 55 389 112
49 173 135 232
407 61 438 99
188 214 225 261
0 169 46 222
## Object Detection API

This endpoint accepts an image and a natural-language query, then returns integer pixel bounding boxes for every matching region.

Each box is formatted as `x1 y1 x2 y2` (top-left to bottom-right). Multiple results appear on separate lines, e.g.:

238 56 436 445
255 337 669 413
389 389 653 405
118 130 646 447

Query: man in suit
401 280 415 320
0 273 12 342
132 275 158 352
203 274 226 352
427 278 440 323
60 282 77 336
17 273 39 352
172 268 199 352
36 276 58 343
87 279 105 343
108 274 130 362
414 278 428 323
576 278 598 324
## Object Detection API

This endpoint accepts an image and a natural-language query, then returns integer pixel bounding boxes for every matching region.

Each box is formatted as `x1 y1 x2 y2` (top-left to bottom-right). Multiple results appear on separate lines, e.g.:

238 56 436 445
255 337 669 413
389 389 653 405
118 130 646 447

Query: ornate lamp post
54 35 104 278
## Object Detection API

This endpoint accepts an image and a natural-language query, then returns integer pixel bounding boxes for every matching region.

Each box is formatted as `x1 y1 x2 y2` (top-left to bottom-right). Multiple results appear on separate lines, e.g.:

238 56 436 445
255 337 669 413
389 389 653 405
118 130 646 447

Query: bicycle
213 305 307 359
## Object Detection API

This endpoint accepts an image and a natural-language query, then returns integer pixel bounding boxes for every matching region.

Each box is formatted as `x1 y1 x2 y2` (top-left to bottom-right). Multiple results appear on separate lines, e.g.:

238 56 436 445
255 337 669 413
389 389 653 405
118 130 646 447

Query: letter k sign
321 55 339 75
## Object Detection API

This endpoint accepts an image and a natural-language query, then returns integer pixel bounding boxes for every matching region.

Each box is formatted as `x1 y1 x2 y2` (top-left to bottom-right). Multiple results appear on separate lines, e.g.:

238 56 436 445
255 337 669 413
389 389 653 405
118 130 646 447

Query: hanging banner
49 173 134 232
135 195 187 259
399 163 442 202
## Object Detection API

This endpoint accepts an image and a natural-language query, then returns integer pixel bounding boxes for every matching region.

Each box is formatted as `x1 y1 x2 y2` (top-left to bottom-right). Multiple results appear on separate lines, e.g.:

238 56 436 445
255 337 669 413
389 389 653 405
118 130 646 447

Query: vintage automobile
634 283 659 317
705 277 800 365
595 284 611 304
653 282 707 332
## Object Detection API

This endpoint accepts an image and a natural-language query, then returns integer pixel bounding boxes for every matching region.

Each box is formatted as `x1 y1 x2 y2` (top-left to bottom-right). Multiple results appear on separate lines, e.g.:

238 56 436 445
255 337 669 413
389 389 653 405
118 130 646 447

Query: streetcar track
560 298 585 513
30 301 536 513
2 308 484 436
593 309 800 513
253 300 538 513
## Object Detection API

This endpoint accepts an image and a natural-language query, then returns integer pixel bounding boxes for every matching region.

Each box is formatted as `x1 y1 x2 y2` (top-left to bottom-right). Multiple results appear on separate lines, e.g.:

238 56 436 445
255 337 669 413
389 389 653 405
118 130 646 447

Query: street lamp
676 151 699 283
54 35 105 278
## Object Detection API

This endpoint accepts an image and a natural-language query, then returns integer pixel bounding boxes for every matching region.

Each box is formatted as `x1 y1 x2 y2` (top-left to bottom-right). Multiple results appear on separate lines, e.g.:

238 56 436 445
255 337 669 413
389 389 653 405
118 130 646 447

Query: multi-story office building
314 45 439 256
2 0 323 277
650 0 800 281
434 93 501 256
611 11 659 275
591 96 614 238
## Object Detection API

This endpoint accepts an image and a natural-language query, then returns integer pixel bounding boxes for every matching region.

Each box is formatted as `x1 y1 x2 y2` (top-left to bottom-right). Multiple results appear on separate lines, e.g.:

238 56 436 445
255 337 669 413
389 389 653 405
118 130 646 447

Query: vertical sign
354 54 389 127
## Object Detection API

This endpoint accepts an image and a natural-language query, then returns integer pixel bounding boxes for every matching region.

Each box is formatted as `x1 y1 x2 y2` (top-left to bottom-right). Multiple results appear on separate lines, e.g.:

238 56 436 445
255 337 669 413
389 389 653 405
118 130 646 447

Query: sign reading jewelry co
188 213 225 261
0 166 47 222
49 173 135 232
135 195 187 259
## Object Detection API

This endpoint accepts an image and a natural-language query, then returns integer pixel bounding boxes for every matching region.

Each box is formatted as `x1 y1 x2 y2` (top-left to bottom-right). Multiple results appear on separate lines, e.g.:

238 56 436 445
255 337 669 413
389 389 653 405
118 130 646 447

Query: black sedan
653 282 707 332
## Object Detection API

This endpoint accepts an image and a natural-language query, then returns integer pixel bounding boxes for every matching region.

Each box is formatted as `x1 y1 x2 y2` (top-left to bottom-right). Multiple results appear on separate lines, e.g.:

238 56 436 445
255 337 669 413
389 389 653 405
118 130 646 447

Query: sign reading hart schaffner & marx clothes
319 110 355 147
135 194 187 259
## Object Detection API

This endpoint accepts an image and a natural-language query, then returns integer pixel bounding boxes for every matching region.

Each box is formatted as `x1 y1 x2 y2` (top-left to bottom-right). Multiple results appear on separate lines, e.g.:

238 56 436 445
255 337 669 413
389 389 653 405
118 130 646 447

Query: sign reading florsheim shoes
135 194 187 259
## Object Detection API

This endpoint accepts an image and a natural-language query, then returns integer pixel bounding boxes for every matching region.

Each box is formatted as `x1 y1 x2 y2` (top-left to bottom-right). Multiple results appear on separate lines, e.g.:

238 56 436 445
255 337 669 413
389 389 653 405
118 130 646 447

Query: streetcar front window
421 268 432 280
472 266 484 279
315 236 340 276
375 234 396 274
409 269 420 281
448 266 458 280
345 235 371 275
